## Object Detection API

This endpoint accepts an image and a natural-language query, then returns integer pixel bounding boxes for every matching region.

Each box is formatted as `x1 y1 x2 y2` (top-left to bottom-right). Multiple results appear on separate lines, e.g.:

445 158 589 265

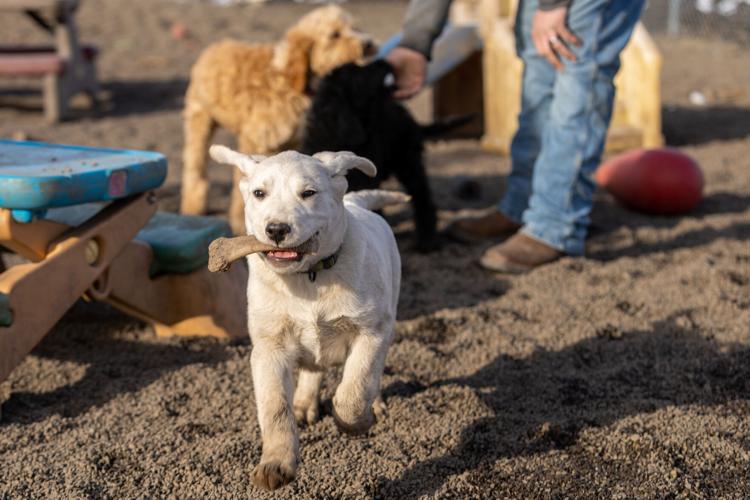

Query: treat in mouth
208 234 319 273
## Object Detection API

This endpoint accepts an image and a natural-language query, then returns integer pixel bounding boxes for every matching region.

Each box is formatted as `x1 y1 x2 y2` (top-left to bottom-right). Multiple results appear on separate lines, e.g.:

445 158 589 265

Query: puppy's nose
266 223 291 244
362 39 377 57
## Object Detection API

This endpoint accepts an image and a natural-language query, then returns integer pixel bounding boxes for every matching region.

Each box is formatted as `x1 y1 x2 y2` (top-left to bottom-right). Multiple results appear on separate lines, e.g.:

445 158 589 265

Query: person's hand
531 7 582 70
385 46 428 100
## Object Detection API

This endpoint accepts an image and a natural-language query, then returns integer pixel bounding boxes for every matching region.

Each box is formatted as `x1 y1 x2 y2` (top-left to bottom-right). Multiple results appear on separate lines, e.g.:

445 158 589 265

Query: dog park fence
642 0 750 44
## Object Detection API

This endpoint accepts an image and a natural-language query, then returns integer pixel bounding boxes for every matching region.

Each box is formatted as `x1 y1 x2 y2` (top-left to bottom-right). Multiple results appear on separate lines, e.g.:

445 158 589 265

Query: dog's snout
266 222 292 244
362 39 377 57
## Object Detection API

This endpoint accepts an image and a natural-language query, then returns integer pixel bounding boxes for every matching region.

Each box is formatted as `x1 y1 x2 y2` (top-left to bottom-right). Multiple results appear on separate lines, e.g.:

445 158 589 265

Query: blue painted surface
0 140 167 215
377 24 483 85
1 140 230 272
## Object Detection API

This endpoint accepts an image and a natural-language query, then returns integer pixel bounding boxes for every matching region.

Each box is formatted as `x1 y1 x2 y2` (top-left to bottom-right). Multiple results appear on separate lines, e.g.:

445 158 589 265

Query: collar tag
308 270 317 282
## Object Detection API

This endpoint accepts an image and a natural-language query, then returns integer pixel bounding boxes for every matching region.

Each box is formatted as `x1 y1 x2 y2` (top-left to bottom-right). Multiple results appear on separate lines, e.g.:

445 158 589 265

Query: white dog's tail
344 190 411 211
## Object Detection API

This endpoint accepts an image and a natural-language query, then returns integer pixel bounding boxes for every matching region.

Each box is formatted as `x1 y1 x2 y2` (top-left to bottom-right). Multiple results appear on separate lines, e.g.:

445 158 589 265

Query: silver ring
548 34 561 45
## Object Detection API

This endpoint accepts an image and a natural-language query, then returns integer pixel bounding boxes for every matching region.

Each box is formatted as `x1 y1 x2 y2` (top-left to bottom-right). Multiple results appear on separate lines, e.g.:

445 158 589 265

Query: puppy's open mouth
265 249 304 262
263 236 319 265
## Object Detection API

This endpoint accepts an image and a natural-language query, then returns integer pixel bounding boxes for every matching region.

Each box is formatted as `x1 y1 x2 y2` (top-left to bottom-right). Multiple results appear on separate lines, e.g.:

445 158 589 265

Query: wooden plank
102 241 248 339
0 53 65 76
480 18 522 155
433 50 484 138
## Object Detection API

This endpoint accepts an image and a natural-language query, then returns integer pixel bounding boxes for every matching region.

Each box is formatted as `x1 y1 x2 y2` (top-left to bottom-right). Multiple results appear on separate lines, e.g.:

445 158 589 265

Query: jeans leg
498 0 554 223
520 0 645 255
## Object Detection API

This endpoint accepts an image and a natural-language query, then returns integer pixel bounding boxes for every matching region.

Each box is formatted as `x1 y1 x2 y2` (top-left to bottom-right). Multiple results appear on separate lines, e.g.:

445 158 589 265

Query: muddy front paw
252 460 296 490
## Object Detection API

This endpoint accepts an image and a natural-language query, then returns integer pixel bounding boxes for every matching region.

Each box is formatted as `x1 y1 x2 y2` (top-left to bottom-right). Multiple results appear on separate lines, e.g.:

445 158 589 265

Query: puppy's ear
314 151 377 178
208 145 265 176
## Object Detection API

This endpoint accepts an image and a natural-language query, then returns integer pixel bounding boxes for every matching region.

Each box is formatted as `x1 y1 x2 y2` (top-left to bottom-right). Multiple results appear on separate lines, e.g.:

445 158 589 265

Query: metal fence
641 0 750 44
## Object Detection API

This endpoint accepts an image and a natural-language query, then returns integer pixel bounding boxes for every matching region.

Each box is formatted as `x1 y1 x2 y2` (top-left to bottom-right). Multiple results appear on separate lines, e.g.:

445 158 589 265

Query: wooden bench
0 0 99 122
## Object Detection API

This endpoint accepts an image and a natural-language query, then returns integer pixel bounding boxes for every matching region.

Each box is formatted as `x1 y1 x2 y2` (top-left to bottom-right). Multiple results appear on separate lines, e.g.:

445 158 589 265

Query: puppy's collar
302 247 341 282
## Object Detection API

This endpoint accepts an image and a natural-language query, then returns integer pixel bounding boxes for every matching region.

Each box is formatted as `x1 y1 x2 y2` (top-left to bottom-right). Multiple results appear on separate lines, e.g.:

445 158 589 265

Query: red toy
595 148 704 214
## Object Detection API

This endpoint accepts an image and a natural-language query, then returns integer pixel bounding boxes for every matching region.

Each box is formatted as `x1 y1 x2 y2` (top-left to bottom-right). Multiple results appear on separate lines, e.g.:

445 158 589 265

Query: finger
545 47 563 70
393 88 413 100
393 83 418 100
559 26 582 47
535 33 561 70
553 39 577 63
532 34 548 60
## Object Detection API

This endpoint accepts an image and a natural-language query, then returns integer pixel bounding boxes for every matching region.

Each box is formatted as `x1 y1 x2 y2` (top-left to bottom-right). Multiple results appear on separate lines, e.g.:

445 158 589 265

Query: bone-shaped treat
208 235 319 272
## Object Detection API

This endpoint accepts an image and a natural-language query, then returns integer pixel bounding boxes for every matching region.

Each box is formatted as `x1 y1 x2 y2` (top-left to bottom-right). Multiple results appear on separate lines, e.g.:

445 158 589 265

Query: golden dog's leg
229 168 246 234
181 100 215 215
250 343 298 490
293 369 323 426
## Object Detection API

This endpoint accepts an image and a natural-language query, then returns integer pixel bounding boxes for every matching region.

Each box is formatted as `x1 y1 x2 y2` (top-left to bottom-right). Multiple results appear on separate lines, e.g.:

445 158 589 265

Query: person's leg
520 0 646 255
498 0 555 223
445 0 546 242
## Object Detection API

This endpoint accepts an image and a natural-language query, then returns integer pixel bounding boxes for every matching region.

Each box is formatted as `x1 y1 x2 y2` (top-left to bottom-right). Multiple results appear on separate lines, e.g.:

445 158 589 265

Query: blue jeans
498 0 645 255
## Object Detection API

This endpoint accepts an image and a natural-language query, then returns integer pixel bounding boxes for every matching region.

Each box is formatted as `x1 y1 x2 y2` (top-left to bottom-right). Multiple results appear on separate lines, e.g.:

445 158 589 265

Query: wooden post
480 17 522 155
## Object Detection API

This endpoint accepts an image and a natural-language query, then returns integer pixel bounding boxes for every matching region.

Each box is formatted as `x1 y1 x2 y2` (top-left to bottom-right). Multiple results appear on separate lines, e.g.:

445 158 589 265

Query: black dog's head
303 60 398 151
316 59 397 107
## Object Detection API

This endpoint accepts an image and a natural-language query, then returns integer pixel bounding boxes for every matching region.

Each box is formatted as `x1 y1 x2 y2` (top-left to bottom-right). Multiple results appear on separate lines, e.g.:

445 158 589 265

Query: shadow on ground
664 105 750 145
0 78 186 120
377 311 750 498
100 78 187 117
588 191 750 260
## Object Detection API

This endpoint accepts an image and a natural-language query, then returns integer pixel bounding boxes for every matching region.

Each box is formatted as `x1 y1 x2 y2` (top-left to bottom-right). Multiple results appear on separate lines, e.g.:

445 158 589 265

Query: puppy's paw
293 398 320 426
332 397 375 436
252 460 296 490
372 395 387 420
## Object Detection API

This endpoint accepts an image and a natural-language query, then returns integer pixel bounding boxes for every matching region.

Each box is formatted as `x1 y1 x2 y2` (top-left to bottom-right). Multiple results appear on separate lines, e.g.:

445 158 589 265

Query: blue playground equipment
0 140 248 387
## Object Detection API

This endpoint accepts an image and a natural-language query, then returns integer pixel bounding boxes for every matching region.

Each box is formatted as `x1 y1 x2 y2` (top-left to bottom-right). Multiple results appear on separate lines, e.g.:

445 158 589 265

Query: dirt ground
1 1 750 498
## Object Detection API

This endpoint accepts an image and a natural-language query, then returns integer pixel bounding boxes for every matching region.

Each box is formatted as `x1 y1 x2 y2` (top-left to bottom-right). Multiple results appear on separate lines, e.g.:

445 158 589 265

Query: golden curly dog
180 5 375 233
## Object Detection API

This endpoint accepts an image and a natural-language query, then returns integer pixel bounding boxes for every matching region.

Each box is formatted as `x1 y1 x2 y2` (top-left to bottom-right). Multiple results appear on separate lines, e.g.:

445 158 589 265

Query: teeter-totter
0 140 247 386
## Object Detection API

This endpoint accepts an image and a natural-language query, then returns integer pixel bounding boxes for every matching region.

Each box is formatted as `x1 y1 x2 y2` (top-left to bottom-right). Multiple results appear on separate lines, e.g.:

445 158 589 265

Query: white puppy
209 145 404 491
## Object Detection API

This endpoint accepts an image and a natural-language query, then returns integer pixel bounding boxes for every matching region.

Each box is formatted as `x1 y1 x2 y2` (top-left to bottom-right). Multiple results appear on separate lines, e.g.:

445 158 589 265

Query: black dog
302 60 448 252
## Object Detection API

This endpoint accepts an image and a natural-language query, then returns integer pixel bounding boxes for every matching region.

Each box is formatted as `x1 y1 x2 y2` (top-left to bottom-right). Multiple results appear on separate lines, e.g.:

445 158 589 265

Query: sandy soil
1 1 749 498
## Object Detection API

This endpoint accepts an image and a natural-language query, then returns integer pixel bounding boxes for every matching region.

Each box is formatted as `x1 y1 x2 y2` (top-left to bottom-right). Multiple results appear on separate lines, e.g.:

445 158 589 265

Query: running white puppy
208 145 405 491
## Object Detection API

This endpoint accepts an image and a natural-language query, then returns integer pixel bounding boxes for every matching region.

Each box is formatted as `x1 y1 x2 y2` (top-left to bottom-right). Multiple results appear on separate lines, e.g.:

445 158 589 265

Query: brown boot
479 233 563 274
446 210 521 242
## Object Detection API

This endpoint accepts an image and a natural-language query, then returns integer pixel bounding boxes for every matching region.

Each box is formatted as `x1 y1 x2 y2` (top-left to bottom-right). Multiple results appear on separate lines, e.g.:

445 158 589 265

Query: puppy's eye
301 189 316 199
253 189 266 200
330 30 341 40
